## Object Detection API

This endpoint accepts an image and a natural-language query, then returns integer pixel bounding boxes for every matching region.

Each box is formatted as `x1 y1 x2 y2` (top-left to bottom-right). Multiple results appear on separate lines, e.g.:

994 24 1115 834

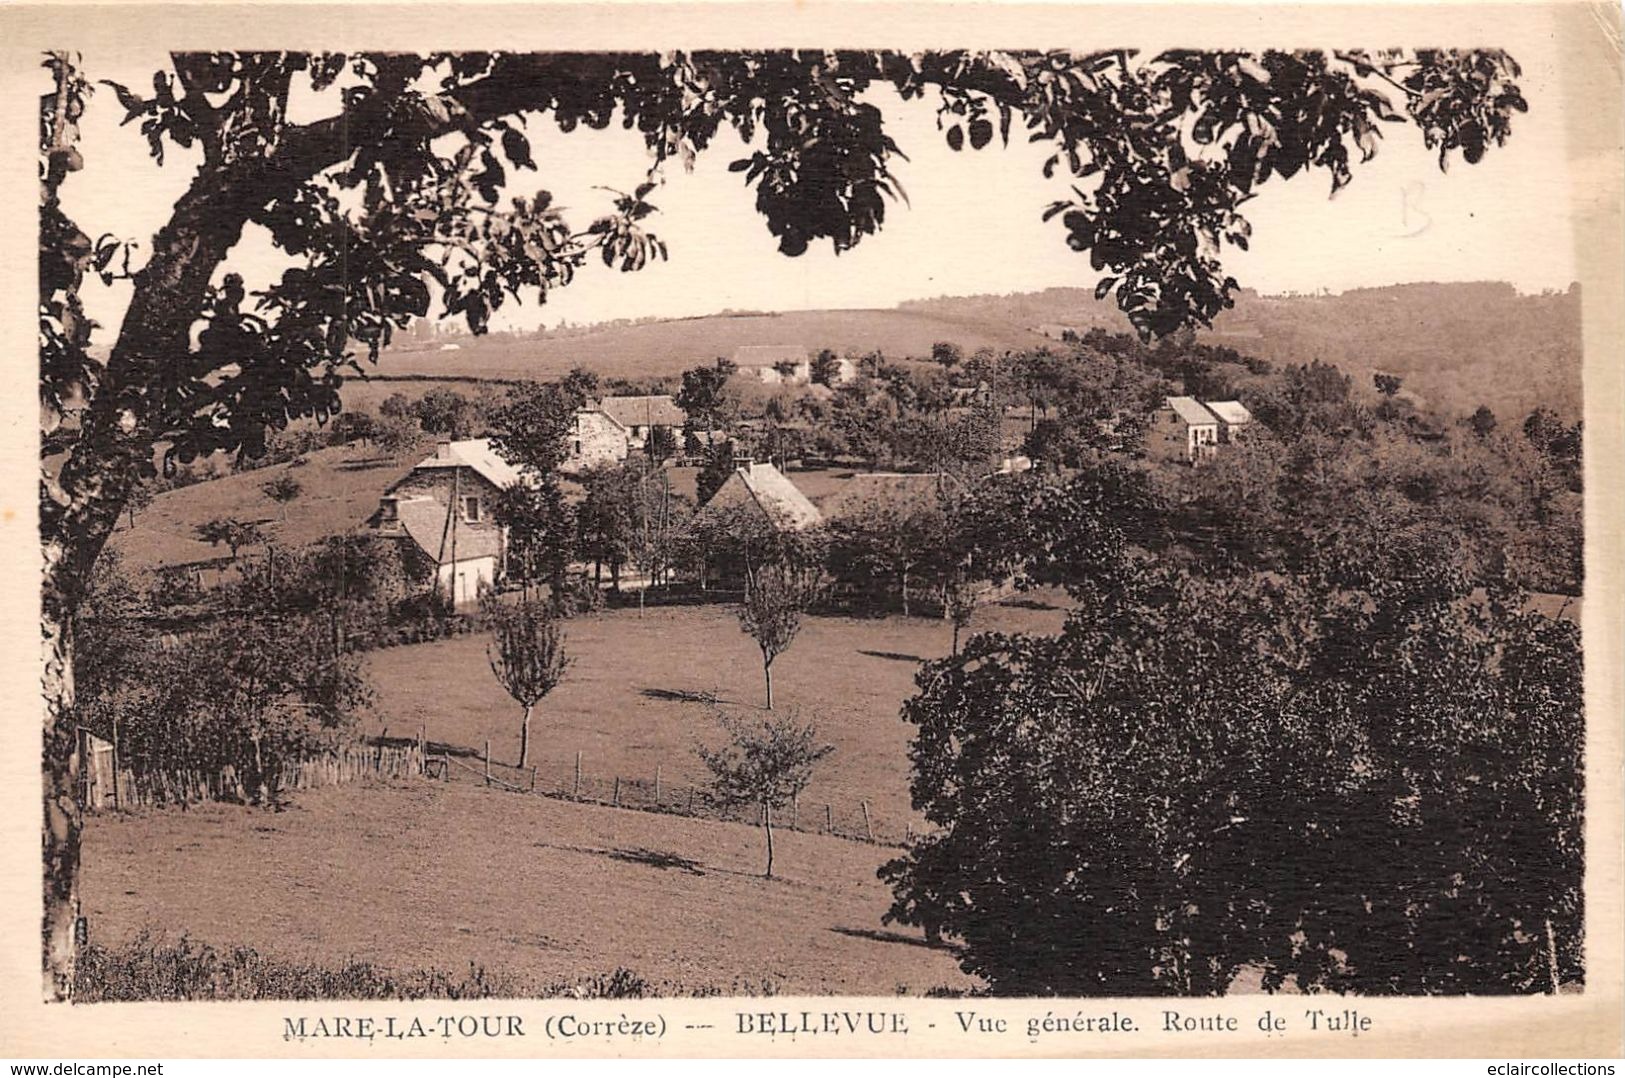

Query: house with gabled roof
565 407 631 472
1148 396 1222 464
1205 400 1254 444
695 460 823 533
597 394 687 453
367 439 520 606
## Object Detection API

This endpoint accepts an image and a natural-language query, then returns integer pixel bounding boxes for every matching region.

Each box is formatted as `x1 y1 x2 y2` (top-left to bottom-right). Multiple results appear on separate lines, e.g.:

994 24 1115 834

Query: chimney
435 439 452 460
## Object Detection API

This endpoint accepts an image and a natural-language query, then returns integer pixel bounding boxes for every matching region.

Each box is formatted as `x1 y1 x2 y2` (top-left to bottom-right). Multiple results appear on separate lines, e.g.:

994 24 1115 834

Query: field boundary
423 737 915 849
81 731 424 814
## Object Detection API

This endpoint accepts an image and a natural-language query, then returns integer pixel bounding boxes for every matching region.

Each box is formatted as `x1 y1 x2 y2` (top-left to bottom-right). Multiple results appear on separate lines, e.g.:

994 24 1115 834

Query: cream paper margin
0 0 1618 1059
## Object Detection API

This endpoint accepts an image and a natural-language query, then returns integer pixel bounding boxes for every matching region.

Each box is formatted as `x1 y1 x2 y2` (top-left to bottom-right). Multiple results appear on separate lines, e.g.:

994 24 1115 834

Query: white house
1205 400 1254 444
1148 396 1222 464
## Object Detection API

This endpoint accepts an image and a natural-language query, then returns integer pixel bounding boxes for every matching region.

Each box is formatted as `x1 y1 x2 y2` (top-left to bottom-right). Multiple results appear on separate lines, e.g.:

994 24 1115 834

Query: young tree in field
737 562 826 710
697 708 833 879
38 45 1529 998
485 596 571 769
121 480 153 529
260 473 303 522
194 517 264 560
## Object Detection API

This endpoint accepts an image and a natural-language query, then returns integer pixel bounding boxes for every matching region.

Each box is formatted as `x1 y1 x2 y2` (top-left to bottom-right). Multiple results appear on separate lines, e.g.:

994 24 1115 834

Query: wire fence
425 738 917 848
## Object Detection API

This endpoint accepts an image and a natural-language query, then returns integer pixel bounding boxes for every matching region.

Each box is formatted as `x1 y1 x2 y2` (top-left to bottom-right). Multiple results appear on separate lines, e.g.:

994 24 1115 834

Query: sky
63 37 1579 340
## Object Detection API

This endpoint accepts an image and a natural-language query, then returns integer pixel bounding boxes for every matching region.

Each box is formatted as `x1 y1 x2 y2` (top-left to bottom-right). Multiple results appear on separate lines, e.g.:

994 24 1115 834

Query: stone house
597 394 687 454
368 439 521 606
565 407 632 472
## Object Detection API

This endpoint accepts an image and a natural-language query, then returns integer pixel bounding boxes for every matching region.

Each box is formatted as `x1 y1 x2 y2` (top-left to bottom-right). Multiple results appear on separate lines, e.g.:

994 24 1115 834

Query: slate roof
1205 400 1253 425
703 462 823 531
1165 396 1221 427
382 497 503 564
412 439 525 489
598 395 687 429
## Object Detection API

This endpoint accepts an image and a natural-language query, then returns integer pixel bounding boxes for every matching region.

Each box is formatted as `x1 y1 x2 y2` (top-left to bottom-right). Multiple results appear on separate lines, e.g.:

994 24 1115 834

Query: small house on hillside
733 345 812 386
368 439 519 605
695 460 823 533
1206 400 1254 444
597 394 687 454
1148 396 1221 464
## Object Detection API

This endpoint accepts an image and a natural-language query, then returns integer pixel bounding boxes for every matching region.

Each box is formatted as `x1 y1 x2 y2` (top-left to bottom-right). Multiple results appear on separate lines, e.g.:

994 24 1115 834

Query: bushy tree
260 472 303 521
697 707 833 878
881 547 1582 996
38 43 1531 997
485 596 570 769
194 517 265 560
737 562 827 710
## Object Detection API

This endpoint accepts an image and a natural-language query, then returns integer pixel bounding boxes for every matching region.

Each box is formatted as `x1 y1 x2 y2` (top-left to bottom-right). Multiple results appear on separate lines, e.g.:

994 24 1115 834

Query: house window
462 496 481 522
379 497 398 522
573 439 582 456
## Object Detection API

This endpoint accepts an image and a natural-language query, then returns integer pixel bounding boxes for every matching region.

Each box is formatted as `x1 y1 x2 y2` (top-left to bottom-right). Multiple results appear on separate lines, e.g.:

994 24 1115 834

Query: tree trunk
900 567 911 617
763 800 775 879
763 655 774 711
517 703 533 769
41 598 80 1003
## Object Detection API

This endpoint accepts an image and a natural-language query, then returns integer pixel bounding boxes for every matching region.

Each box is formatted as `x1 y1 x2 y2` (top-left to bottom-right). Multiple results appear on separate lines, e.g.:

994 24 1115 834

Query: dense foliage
880 474 1583 995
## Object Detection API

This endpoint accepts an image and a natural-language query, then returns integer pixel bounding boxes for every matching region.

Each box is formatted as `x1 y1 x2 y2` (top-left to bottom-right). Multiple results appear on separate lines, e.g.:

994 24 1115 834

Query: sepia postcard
0 0 1622 1061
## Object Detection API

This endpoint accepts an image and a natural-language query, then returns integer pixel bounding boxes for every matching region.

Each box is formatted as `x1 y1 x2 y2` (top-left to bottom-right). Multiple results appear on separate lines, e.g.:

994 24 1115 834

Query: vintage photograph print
14 3 1621 1055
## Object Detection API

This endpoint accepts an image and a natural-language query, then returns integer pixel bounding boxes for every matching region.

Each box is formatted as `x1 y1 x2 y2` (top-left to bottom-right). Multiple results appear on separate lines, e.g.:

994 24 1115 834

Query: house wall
568 411 630 470
1146 409 1219 464
437 555 498 607
387 469 507 530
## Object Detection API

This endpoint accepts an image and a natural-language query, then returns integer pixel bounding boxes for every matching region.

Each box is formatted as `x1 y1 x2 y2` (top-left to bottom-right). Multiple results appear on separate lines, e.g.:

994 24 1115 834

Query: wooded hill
377 281 1582 422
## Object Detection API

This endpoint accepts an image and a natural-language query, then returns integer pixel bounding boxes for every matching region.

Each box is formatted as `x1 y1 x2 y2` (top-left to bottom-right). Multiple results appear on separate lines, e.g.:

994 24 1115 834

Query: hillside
376 307 1048 383
359 280 1582 424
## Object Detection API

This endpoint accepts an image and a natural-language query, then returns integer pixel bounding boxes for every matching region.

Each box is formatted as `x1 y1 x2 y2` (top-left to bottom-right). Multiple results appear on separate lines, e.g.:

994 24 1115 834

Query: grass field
363 596 1071 839
109 442 426 571
82 779 977 996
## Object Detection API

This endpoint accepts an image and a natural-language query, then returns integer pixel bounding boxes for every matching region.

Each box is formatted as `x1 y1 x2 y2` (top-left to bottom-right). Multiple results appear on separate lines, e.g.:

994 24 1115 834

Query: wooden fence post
529 766 537 793
574 751 582 799
655 765 662 806
484 740 491 787
825 803 834 834
613 776 621 807
791 794 798 829
861 800 874 842
688 787 695 815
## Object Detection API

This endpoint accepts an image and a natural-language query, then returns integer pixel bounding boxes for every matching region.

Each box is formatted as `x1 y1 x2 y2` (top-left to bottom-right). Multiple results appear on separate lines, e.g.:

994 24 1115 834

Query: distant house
1034 323 1086 342
565 408 632 471
1148 396 1221 464
597 394 687 453
733 345 812 386
1205 400 1254 444
696 460 823 533
367 439 519 605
